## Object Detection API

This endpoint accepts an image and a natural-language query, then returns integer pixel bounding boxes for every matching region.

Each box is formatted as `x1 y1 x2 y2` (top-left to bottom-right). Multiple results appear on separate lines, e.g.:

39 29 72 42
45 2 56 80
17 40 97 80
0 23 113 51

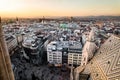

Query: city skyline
0 0 120 18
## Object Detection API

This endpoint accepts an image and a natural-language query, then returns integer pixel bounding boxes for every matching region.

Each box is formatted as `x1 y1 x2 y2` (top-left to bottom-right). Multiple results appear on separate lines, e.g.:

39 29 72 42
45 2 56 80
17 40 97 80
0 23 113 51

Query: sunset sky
0 0 120 18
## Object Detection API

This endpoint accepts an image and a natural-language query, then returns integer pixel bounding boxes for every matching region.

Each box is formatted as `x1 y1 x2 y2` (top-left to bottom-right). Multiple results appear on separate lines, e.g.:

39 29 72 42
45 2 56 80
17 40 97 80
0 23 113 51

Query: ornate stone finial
0 17 1 23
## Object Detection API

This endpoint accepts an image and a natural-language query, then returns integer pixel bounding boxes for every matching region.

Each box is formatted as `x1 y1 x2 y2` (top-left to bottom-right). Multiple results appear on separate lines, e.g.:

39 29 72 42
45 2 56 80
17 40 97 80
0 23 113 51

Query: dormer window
84 57 86 61
109 40 111 42
114 44 116 46
107 61 110 64
96 74 98 77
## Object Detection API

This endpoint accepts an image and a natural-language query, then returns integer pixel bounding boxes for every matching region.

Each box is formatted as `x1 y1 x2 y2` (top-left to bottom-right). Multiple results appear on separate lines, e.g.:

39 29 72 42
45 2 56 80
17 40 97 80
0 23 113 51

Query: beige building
81 41 97 66
68 53 82 66
81 27 98 66
68 41 82 66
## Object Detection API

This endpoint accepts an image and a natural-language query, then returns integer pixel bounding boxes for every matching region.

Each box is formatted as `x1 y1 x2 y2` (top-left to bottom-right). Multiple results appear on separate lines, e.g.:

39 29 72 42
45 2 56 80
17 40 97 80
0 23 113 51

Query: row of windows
53 60 61 63
53 58 61 60
49 57 81 60
48 55 61 57
68 55 81 57
48 52 62 54
68 54 81 56
68 57 81 59
68 62 80 64
49 57 61 59
49 56 61 58
68 62 81 64
48 54 62 56
68 59 81 62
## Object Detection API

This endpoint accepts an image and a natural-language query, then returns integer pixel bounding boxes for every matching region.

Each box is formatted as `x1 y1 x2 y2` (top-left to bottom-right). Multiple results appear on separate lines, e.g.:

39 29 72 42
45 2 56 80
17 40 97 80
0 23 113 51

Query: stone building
74 35 120 80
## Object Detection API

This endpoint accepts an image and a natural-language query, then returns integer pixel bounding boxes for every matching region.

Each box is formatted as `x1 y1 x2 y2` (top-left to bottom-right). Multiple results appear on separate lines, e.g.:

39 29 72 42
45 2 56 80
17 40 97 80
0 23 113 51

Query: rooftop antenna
16 17 19 24
43 16 45 23
16 17 18 21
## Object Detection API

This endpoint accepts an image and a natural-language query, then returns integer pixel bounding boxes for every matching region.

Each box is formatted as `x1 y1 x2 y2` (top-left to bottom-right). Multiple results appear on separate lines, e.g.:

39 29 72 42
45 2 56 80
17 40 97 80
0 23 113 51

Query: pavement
10 49 70 80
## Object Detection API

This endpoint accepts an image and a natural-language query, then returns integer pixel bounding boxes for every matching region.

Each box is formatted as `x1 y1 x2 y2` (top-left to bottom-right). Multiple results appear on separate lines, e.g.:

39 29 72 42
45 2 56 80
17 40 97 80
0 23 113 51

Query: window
84 57 86 61
69 57 72 59
64 52 67 56
74 57 78 59
74 54 78 56
49 59 53 62
109 40 111 42
48 48 51 50
83 63 85 65
107 61 110 64
49 55 52 56
49 57 52 59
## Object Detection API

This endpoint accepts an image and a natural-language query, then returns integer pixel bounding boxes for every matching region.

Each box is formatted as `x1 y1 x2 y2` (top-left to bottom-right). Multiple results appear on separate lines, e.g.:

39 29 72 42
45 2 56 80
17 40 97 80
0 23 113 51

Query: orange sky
0 0 120 18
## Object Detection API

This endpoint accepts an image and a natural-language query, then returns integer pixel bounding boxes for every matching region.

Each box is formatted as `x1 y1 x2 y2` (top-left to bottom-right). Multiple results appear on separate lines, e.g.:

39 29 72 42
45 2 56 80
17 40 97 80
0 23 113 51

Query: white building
47 41 63 65
74 30 80 37
68 41 82 66
47 40 83 66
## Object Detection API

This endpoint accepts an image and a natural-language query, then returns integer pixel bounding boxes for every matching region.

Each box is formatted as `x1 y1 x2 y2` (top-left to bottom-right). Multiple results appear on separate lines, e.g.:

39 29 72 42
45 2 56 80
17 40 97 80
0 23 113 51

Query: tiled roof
84 35 120 80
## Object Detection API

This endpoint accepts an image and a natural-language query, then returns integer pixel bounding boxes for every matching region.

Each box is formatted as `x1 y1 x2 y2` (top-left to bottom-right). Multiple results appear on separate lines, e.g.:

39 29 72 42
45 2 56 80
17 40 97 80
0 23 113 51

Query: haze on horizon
0 0 120 18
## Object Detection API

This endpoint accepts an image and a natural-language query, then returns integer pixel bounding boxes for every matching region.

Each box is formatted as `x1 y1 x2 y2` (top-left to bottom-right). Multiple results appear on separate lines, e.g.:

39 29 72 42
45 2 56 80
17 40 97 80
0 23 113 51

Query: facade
5 35 18 55
47 41 63 66
68 53 82 66
47 51 62 65
22 34 44 64
47 41 83 66
62 47 68 64
68 41 82 66
81 41 97 66
81 27 98 66
82 34 88 44
47 40 83 66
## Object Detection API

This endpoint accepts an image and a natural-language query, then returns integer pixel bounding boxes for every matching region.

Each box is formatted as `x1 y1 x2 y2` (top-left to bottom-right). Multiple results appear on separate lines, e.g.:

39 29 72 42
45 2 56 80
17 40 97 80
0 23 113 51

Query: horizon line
1 15 120 19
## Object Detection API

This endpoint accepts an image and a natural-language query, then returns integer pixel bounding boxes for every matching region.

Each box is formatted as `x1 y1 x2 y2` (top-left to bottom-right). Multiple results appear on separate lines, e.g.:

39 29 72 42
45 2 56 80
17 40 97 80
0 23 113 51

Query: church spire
0 17 1 23
0 17 15 80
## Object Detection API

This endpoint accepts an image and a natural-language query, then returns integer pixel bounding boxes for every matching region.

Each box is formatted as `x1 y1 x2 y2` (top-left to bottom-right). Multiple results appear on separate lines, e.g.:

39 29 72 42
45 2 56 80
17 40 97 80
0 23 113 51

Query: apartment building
68 41 82 66
47 41 63 66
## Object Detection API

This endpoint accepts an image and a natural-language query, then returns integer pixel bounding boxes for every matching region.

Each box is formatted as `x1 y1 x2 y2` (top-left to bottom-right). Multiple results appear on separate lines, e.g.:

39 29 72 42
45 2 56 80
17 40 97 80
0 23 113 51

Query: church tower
0 17 15 80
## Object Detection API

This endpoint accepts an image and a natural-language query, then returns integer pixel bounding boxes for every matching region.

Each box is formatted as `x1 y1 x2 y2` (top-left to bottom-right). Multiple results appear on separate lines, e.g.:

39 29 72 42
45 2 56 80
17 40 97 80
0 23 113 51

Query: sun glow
0 0 120 18
0 0 26 17
0 0 19 12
